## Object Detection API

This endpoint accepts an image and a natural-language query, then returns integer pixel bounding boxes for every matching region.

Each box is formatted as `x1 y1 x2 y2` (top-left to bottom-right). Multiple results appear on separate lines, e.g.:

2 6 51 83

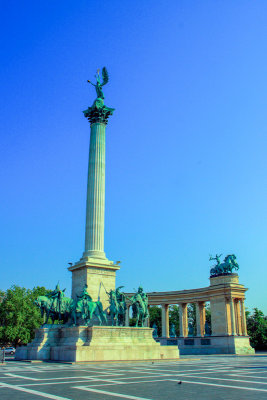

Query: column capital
83 98 115 125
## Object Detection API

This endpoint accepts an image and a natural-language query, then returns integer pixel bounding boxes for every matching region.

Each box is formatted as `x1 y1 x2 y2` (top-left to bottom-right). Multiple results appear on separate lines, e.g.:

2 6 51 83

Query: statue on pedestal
170 324 176 337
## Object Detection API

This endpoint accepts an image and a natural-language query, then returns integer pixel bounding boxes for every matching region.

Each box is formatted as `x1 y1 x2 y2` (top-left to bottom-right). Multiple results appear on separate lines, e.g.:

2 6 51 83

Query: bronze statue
209 254 239 277
129 286 148 327
87 67 109 99
106 286 127 326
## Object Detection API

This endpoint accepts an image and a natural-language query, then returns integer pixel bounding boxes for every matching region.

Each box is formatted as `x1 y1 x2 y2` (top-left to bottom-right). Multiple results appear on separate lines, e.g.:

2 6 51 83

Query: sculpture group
35 284 148 328
209 254 239 277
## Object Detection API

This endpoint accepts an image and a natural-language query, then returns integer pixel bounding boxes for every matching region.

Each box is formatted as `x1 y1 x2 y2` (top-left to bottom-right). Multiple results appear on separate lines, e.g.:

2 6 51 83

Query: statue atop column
87 67 109 100
83 67 114 125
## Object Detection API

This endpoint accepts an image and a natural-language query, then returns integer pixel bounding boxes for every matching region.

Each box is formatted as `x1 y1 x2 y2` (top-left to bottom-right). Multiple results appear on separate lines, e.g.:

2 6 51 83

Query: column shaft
240 299 248 335
196 302 205 337
84 122 106 259
230 298 237 335
235 299 242 335
179 303 188 337
161 304 169 337
179 304 184 337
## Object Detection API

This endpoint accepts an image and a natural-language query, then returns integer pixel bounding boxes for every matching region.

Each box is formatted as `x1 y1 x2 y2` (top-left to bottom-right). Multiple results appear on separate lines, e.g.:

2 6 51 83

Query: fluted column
179 303 188 337
240 299 247 335
235 299 242 335
196 302 205 337
83 122 106 259
230 298 237 335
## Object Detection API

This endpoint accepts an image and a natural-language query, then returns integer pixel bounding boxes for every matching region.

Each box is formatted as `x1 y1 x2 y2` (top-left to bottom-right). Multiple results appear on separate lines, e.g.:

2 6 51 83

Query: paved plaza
1 355 267 399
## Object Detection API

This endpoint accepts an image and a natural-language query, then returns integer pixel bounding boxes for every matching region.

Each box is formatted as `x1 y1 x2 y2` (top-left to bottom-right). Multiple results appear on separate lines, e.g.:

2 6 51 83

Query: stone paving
1 354 267 399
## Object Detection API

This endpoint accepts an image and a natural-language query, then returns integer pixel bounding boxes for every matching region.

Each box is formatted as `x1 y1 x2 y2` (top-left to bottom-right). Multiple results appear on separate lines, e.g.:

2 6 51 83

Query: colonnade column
230 298 237 335
235 299 242 335
178 303 188 337
125 304 130 327
196 302 206 337
145 305 150 327
161 304 169 337
240 299 248 336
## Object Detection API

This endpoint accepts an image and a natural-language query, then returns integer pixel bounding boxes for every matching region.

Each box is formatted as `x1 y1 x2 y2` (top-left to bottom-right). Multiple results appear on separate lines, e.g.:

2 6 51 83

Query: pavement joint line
0 381 72 399
73 384 162 399
228 374 267 379
167 378 267 392
81 378 174 388
174 374 267 385
5 373 40 380
16 379 106 387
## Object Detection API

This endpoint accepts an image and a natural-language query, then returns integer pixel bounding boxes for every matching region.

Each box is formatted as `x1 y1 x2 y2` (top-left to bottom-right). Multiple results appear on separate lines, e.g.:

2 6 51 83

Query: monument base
176 335 255 355
16 326 179 362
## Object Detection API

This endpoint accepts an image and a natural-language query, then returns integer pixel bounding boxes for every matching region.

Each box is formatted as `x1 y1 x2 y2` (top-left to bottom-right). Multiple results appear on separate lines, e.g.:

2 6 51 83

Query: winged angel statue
87 67 109 99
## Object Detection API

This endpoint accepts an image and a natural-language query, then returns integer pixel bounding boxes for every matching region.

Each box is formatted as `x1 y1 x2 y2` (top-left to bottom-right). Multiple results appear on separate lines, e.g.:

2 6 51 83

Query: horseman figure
129 286 148 327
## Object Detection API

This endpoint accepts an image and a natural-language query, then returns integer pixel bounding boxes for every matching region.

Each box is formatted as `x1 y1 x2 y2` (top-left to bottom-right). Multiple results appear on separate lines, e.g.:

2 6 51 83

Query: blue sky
1 1 267 313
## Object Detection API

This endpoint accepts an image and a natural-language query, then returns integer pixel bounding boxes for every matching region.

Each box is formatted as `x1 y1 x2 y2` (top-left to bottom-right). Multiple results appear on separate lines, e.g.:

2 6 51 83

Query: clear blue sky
1 1 267 313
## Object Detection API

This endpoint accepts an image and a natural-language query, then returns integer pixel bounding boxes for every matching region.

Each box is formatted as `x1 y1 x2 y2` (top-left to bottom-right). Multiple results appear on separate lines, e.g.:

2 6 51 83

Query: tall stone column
83 121 107 259
68 97 120 310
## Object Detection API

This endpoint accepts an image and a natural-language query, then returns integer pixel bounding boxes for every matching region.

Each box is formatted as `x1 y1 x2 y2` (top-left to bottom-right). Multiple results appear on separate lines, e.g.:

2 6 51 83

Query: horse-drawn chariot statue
209 254 239 277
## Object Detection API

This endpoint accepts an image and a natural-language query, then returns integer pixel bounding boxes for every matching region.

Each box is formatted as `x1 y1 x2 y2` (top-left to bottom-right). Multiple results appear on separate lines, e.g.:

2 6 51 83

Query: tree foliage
0 285 51 347
247 308 267 350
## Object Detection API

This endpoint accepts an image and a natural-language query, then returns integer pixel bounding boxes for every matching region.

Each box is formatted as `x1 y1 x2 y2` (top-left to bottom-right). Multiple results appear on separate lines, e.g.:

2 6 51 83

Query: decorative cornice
83 97 114 125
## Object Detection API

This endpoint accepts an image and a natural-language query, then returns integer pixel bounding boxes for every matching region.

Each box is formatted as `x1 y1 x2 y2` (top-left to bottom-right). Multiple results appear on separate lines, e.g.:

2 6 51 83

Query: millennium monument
16 68 179 362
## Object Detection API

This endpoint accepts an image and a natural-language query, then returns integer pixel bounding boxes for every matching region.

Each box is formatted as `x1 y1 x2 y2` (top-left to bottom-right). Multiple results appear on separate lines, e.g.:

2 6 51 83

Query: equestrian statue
128 286 149 327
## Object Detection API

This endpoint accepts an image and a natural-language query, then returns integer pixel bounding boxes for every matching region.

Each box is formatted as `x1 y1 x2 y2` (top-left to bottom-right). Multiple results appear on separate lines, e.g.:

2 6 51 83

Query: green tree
247 308 267 350
0 285 51 347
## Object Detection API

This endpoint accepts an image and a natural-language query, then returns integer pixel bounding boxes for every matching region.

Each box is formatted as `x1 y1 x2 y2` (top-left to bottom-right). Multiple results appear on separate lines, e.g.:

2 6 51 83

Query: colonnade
125 298 247 338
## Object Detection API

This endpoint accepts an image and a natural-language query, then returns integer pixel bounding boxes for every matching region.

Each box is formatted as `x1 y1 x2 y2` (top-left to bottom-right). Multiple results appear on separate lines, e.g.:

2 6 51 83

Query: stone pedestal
16 326 179 362
177 335 255 355
69 259 120 311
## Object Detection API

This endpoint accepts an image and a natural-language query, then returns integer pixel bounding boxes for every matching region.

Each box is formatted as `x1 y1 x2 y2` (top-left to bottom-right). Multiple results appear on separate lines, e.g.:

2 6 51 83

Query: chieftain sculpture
209 254 239 277
35 283 107 326
128 286 149 327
